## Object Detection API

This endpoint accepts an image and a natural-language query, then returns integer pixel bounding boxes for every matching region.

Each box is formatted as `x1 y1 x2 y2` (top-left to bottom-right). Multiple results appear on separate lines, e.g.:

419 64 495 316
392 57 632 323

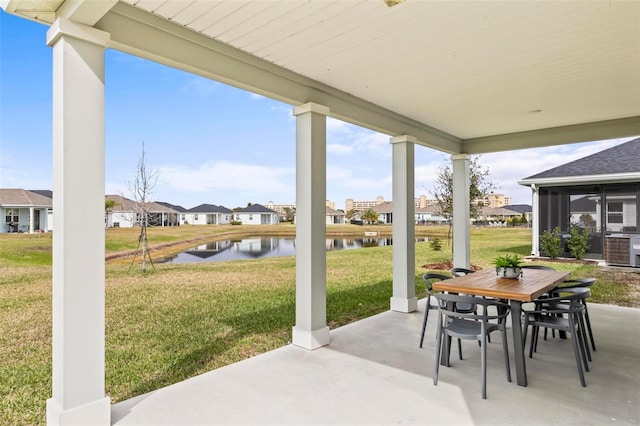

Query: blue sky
0 11 632 211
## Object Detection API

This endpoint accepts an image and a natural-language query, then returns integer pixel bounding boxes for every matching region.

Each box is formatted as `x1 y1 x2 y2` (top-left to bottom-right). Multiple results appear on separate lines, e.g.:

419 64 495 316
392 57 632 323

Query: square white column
451 154 471 269
530 184 540 256
291 102 330 350
390 136 418 313
29 207 35 233
46 18 111 426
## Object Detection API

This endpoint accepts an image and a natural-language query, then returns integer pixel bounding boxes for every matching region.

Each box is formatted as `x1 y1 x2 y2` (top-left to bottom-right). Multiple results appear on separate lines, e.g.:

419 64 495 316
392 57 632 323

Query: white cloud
327 143 353 155
150 161 296 207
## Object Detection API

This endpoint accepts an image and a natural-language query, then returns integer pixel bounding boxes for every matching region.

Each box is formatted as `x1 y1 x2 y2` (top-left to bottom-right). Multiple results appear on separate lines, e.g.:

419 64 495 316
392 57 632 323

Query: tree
283 207 295 222
345 209 357 222
430 156 496 224
127 142 159 273
361 209 379 225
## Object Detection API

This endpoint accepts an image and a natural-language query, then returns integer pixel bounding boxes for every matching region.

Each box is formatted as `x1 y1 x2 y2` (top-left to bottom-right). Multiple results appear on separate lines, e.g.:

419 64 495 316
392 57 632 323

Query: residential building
345 196 385 212
184 204 233 225
0 188 52 233
105 195 180 228
325 206 346 224
234 204 279 225
519 138 640 261
483 193 512 208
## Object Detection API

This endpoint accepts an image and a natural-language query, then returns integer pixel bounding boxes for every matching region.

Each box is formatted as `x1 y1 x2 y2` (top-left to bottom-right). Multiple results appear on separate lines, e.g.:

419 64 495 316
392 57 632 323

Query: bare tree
127 142 159 273
430 156 496 242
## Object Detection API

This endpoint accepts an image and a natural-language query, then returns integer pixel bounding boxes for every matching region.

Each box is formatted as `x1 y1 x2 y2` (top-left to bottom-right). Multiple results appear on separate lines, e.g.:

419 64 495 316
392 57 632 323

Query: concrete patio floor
112 300 640 425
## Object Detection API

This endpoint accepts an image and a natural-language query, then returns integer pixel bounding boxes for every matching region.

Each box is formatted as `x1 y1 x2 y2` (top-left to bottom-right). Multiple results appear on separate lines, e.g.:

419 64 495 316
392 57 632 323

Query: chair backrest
434 292 510 322
422 273 450 291
561 277 596 287
520 264 556 271
451 267 475 277
536 287 591 313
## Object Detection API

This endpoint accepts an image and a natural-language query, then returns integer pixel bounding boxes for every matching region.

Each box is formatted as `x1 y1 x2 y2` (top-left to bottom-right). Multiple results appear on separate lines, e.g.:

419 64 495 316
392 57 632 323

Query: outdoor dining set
419 265 596 399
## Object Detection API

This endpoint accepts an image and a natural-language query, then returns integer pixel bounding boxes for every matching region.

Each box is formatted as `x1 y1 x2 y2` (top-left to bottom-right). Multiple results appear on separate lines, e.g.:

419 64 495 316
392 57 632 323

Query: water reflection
161 236 430 264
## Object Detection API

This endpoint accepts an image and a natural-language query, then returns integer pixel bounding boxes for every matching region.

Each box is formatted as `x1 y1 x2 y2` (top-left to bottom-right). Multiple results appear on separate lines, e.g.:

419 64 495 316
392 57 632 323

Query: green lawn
0 226 637 425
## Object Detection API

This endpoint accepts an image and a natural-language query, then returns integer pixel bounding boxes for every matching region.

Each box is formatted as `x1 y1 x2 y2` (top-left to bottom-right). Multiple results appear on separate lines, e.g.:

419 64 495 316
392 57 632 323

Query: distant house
474 206 529 225
519 138 640 261
415 204 448 225
234 204 279 225
105 195 180 228
157 201 188 225
184 204 233 225
0 188 52 233
371 201 393 224
326 206 346 224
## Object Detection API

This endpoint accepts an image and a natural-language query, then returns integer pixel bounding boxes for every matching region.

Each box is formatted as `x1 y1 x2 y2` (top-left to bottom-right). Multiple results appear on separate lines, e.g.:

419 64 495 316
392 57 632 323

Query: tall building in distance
345 196 385 212
345 195 434 212
265 200 337 216
483 193 512 208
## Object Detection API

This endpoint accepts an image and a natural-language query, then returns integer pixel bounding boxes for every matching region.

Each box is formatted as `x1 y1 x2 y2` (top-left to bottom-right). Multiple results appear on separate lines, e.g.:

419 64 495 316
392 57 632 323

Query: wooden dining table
432 267 570 387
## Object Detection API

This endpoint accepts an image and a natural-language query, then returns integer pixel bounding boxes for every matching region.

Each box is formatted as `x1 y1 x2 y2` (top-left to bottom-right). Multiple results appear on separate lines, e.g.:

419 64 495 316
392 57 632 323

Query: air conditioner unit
605 234 640 267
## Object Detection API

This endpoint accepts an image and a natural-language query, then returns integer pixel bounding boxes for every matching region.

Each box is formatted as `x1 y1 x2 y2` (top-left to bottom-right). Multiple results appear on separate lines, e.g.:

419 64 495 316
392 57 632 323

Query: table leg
510 300 527 387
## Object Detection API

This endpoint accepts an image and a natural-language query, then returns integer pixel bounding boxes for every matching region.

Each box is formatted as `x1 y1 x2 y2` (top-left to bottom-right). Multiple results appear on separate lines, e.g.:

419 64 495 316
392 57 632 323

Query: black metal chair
547 278 597 352
451 267 475 277
523 287 591 387
433 293 511 399
520 264 556 271
419 273 452 349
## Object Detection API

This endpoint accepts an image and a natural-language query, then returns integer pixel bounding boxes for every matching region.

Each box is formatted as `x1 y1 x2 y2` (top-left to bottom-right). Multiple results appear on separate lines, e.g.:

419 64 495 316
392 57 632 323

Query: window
181 214 185 220
607 202 623 224
194 214 199 220
5 208 19 223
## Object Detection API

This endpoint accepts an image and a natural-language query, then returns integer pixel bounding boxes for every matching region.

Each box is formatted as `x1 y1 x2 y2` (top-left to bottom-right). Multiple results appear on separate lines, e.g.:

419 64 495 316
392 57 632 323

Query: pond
160 236 431 264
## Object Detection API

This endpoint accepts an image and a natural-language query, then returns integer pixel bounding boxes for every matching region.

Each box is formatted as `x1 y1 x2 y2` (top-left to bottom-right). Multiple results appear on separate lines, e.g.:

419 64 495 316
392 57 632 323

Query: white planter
496 266 522 279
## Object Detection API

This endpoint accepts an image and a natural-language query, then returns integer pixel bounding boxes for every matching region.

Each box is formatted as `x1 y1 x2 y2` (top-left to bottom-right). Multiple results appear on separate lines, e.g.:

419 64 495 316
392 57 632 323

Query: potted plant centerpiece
493 254 523 279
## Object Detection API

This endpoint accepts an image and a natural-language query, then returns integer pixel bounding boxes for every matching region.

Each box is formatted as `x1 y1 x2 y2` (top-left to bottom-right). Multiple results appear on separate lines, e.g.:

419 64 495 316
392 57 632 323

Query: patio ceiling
3 0 640 153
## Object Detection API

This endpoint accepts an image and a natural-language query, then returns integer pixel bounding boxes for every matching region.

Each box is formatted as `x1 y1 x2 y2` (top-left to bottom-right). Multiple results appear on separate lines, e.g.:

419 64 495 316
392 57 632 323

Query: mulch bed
420 261 482 271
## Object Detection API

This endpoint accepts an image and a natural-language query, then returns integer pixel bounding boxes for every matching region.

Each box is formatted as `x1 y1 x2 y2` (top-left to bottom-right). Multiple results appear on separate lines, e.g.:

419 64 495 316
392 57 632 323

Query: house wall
109 212 136 228
1 207 50 233
235 212 278 225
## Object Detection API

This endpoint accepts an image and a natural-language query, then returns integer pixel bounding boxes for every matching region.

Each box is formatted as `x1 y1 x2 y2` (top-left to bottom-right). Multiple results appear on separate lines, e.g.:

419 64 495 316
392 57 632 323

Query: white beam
390 136 417 313
46 17 110 426
462 116 640 154
291 102 330 350
451 154 471 269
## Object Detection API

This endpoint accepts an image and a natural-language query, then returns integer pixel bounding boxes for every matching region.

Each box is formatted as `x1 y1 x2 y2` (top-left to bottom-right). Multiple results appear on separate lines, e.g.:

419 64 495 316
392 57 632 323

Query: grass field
0 225 637 425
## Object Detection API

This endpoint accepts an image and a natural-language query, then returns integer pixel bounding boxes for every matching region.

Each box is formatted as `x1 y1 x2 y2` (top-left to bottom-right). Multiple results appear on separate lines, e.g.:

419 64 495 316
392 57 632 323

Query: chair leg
584 304 596 351
481 335 487 399
458 339 463 360
433 317 443 386
568 316 587 387
574 313 590 372
419 295 431 348
577 311 592 363
501 329 511 382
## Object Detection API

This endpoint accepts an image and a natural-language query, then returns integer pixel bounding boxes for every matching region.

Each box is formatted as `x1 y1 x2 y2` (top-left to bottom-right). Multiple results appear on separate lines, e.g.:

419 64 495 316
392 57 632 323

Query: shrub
230 220 242 225
567 227 590 260
540 227 563 259
429 237 443 251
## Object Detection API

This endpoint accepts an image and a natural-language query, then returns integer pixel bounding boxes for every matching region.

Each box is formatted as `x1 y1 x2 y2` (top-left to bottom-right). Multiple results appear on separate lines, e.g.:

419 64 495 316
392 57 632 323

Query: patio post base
292 326 330 350
390 296 418 313
46 396 110 426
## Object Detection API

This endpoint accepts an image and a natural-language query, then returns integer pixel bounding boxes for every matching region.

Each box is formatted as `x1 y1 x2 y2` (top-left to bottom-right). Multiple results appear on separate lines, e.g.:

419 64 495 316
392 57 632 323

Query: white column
291 102 330 350
390 136 417 313
530 184 539 256
46 18 110 426
29 207 35 233
452 154 471 269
